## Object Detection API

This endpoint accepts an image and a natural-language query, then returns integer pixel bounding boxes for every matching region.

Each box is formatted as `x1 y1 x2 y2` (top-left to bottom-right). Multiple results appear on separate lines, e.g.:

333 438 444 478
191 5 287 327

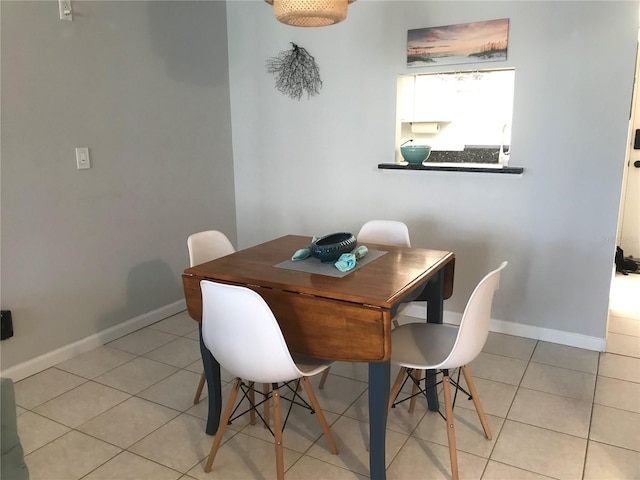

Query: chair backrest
200 280 303 384
187 230 236 267
440 261 508 369
357 220 411 247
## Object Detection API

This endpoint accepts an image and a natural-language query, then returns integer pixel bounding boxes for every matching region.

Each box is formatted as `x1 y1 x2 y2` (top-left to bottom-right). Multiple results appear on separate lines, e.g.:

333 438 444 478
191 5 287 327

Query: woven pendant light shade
265 0 354 27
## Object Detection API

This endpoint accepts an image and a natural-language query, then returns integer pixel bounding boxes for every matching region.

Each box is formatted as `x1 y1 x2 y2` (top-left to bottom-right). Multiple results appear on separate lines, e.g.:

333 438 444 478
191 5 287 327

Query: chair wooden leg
461 365 492 439
248 382 257 425
263 383 271 428
205 378 241 473
408 369 423 414
388 367 407 412
442 373 459 480
272 385 285 480
193 371 206 405
318 367 330 390
300 377 339 454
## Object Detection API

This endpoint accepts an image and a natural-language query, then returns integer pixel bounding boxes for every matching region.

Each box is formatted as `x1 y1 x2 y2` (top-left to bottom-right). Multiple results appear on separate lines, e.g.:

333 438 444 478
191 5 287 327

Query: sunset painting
407 18 509 68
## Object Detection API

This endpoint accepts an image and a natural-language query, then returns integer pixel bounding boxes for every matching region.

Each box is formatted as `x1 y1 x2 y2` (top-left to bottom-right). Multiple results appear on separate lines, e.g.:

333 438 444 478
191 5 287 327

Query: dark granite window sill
382 147 523 174
378 163 524 174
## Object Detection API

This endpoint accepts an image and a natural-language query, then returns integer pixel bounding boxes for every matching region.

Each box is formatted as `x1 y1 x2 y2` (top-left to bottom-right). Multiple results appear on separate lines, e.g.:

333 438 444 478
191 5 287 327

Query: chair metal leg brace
205 378 338 477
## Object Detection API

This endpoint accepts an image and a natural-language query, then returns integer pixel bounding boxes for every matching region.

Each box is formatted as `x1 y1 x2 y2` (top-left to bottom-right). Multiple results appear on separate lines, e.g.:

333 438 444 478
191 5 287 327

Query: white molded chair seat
187 230 236 405
200 280 338 480
388 261 507 480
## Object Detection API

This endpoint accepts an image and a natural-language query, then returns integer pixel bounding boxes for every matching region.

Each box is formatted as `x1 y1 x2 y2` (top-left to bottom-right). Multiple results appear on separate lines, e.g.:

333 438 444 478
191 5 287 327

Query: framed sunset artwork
407 18 509 68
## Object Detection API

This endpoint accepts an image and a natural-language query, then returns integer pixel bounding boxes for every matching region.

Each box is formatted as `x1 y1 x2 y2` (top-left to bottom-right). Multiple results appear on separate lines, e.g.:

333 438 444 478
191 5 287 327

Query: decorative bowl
310 232 357 263
401 145 432 164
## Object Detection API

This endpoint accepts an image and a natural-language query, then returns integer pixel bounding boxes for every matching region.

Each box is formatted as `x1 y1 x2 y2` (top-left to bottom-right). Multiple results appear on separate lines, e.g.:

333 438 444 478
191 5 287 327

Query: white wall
227 1 637 344
1 1 236 372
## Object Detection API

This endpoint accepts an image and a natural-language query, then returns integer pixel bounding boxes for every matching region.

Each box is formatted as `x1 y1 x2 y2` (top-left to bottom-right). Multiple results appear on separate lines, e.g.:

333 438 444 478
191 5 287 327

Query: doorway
609 34 640 356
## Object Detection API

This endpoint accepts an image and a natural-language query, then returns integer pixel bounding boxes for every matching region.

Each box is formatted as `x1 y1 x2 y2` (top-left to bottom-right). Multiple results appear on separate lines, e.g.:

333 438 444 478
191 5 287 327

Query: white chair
200 280 338 479
188 230 236 405
387 261 508 480
357 220 411 248
318 220 412 389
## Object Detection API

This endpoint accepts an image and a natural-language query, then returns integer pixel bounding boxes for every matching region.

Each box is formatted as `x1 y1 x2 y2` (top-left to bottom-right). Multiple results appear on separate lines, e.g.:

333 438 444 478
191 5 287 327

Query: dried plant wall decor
266 43 322 100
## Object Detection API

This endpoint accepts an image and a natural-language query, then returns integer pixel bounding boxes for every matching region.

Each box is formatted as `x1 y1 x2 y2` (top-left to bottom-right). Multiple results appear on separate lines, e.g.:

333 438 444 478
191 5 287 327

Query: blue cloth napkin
291 237 319 261
334 245 369 272
334 253 356 272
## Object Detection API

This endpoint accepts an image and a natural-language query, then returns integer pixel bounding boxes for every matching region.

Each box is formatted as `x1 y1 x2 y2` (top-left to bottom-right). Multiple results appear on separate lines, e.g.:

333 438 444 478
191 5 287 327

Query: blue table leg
199 323 222 436
424 270 445 411
369 360 390 480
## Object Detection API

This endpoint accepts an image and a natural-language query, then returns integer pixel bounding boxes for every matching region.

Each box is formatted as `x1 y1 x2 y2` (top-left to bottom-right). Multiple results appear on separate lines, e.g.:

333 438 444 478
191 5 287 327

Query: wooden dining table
182 234 454 480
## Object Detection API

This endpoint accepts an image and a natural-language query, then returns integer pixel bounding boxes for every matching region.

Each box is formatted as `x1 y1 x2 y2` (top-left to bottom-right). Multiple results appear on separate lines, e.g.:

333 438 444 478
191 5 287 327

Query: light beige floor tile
386 436 487 480
531 341 599 374
608 315 640 337
507 387 592 438
609 274 640 318
590 404 640 451
17 411 70 455
83 451 182 480
144 337 201 368
412 408 502 458
322 361 370 383
186 431 302 480
468 352 528 385
584 440 640 480
14 368 86 409
24 430 121 480
305 415 407 477
79 396 180 448
491 420 586 480
286 455 368 479
306 374 368 416
55 346 136 379
454 374 518 418
185 359 204 374
595 375 640 413
482 461 555 479
344 386 427 436
607 332 640 357
107 328 178 355
598 352 640 383
94 357 178 394
184 329 200 341
149 311 199 337
137 370 203 411
16 405 27 416
129 413 215 473
482 333 537 361
521 362 596 402
33 381 130 428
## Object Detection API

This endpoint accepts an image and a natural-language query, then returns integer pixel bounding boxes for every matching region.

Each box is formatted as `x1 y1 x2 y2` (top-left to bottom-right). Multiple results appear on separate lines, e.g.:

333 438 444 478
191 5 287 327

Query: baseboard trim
2 299 607 382
1 300 187 382
401 303 606 352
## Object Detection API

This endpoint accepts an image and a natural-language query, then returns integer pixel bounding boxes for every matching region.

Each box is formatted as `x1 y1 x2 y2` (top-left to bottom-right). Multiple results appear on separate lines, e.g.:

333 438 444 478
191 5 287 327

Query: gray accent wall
1 1 236 369
227 1 637 339
1 0 637 372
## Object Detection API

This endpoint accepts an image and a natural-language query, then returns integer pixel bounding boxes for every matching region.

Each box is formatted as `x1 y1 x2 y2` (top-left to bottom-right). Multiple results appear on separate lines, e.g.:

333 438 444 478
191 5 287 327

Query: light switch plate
75 147 90 169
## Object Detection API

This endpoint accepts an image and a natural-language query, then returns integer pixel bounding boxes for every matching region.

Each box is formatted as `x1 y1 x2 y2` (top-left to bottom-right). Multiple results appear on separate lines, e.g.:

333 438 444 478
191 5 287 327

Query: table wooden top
183 234 454 309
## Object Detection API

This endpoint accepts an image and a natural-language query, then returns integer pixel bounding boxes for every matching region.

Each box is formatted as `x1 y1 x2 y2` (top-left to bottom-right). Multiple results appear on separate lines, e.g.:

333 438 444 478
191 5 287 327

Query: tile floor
13 273 640 480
